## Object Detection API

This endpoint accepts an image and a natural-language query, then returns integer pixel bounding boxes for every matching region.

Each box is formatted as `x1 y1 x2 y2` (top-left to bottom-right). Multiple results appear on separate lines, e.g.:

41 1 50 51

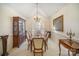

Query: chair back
26 32 29 40
33 38 44 49
44 31 47 37
47 33 49 38
44 32 49 41
26 31 32 40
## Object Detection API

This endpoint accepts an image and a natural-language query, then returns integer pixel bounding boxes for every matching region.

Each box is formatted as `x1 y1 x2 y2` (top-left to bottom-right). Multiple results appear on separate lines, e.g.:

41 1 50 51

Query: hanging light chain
34 3 40 22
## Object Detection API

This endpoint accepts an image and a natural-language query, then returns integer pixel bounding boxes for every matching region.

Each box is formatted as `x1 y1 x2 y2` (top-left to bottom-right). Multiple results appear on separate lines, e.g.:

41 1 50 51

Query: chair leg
27 44 29 50
44 42 46 52
34 53 35 56
27 44 31 51
41 52 43 56
46 43 48 50
44 45 46 52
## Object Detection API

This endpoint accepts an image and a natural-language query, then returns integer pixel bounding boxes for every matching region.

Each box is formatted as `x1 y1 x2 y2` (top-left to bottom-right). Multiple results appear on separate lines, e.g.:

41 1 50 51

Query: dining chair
44 32 49 51
26 31 32 50
32 38 44 56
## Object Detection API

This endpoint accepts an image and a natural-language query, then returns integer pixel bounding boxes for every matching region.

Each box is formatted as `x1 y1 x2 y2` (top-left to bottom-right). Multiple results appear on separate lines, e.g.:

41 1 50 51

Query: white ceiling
1 3 68 19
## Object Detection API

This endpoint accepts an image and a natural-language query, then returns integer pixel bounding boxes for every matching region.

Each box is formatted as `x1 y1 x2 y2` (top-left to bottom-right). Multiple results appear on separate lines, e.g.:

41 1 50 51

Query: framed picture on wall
53 15 64 32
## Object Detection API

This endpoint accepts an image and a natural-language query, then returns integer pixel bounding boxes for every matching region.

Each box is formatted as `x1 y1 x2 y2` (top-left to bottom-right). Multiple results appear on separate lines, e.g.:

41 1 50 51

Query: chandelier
33 3 40 22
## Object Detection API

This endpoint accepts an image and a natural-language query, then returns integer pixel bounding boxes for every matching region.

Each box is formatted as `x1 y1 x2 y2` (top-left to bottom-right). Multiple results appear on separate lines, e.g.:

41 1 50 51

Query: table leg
59 42 61 56
68 50 70 56
72 51 76 56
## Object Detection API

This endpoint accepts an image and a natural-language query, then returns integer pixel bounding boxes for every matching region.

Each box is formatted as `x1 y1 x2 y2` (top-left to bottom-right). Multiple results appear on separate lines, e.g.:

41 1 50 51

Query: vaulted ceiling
0 3 68 19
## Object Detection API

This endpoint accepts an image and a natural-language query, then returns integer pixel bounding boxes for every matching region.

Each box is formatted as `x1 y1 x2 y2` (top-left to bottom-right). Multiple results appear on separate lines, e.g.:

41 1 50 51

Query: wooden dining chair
32 38 44 56
26 31 32 50
44 32 49 51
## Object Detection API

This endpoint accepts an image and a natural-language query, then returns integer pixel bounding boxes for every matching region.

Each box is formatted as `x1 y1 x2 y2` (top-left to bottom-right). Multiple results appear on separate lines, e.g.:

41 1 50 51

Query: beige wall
42 19 51 31
51 4 79 43
0 5 24 55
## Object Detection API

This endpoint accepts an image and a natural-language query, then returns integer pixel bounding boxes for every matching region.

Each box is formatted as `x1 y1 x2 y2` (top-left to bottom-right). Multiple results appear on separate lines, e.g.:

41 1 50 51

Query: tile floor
8 39 79 56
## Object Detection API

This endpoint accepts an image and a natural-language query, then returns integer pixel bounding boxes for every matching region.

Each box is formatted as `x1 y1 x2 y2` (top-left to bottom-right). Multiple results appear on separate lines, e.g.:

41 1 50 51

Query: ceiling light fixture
34 3 40 22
